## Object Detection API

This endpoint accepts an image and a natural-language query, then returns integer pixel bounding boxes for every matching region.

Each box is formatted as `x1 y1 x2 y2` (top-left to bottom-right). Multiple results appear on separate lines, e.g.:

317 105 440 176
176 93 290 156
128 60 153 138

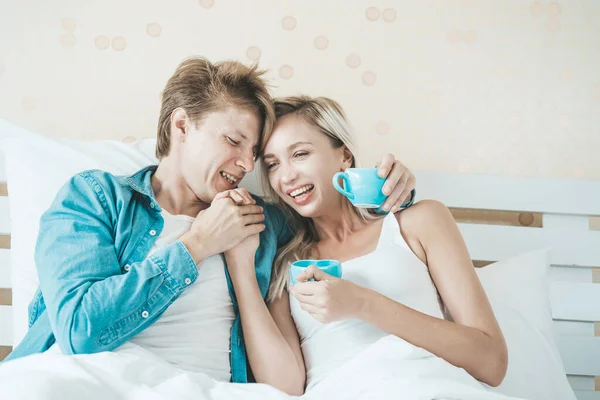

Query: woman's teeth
220 171 237 184
290 185 314 198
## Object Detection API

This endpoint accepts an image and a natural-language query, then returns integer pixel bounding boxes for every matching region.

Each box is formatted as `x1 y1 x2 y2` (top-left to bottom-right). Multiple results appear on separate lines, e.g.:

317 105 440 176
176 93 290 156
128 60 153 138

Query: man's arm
36 173 198 354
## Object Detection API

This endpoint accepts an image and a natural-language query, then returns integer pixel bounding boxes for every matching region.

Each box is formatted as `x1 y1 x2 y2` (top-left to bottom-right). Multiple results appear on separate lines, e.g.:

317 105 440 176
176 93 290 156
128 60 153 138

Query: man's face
177 106 261 204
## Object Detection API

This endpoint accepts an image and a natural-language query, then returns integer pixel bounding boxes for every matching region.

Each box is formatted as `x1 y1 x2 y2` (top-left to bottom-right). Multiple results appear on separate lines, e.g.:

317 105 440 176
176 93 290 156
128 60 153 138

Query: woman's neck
152 156 209 217
312 198 366 243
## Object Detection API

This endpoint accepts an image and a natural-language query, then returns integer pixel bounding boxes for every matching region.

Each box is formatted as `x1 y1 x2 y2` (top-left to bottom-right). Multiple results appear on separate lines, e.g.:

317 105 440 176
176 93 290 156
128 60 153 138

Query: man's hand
375 153 416 212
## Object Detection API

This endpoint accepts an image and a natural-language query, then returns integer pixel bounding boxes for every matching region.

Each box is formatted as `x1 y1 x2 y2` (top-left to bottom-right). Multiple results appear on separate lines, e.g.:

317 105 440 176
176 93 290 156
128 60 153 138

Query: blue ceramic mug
290 259 343 285
332 168 387 208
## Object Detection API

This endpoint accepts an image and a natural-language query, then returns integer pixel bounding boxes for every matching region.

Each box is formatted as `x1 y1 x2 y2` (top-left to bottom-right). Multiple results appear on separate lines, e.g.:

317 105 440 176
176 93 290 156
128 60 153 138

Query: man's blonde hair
156 57 275 158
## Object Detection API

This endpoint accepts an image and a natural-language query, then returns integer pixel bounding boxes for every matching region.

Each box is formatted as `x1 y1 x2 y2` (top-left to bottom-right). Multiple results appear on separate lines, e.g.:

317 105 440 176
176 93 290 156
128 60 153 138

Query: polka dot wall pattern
111 37 127 51
0 0 597 180
346 54 361 69
246 46 261 61
314 36 329 50
279 65 294 80
146 23 162 38
59 17 77 49
282 16 297 31
95 36 110 50
199 0 214 9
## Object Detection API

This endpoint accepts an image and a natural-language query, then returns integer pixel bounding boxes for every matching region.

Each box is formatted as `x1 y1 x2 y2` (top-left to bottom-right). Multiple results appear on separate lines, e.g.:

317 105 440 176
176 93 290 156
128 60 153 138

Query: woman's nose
280 164 298 185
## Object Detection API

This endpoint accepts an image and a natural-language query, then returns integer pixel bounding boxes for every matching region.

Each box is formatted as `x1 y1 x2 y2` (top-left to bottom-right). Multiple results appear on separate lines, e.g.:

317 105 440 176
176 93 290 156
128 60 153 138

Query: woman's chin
287 201 321 218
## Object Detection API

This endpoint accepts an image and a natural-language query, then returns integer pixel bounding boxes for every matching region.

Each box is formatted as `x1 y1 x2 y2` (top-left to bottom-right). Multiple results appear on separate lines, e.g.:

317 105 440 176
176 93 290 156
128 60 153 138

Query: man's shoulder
74 169 119 186
54 169 135 214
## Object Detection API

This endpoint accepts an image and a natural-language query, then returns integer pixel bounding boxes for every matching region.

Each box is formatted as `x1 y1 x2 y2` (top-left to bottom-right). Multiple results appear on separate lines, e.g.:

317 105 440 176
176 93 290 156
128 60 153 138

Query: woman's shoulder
393 200 454 260
394 199 452 229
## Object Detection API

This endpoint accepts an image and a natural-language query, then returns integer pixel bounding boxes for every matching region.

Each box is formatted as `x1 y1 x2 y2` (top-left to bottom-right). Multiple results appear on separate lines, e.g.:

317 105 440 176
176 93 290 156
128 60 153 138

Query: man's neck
152 157 209 218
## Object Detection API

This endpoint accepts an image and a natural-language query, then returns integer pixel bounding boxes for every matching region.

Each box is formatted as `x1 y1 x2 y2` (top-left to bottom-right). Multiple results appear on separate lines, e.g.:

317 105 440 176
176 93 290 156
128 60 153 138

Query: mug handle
332 172 354 200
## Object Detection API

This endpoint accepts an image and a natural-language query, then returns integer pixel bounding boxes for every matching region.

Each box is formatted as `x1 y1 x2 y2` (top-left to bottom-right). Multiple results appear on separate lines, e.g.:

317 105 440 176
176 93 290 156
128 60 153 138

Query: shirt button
123 265 131 272
150 203 155 209
141 310 149 318
149 230 157 236
184 278 191 285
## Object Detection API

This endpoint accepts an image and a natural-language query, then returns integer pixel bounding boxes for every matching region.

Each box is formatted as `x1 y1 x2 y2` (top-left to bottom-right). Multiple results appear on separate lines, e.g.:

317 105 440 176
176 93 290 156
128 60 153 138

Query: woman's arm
373 199 508 386
290 200 507 387
226 252 305 395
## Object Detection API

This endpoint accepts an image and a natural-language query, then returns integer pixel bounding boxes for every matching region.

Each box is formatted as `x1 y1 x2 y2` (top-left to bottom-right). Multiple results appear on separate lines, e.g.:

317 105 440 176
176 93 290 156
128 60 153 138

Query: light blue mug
290 259 343 285
332 168 387 208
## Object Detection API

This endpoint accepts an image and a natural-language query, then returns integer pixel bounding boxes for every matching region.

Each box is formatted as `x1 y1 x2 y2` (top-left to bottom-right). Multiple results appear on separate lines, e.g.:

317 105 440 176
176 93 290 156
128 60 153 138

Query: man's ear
171 108 189 143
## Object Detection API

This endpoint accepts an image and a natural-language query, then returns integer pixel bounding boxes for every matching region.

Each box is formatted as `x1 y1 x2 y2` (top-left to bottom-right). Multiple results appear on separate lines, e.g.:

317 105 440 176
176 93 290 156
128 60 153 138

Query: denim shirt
3 165 292 383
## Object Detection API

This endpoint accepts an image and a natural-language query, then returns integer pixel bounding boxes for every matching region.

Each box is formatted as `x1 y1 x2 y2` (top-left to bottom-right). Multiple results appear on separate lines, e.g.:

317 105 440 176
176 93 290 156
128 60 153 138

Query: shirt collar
118 164 159 201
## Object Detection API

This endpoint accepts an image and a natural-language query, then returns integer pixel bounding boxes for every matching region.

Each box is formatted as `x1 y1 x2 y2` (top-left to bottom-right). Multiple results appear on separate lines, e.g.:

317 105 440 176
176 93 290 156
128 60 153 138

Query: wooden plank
0 235 10 249
450 208 542 228
0 346 12 362
597 376 600 392
0 305 13 346
591 217 600 231
596 322 600 337
472 260 493 268
414 171 600 216
575 391 600 400
0 288 11 306
593 269 600 284
0 196 10 234
0 249 10 288
457 223 600 268
550 282 600 322
556 336 600 376
0 183 7 196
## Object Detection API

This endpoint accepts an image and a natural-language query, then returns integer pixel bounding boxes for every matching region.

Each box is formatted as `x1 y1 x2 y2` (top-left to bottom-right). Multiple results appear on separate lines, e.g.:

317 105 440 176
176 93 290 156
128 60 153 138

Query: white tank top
290 212 444 389
118 209 235 381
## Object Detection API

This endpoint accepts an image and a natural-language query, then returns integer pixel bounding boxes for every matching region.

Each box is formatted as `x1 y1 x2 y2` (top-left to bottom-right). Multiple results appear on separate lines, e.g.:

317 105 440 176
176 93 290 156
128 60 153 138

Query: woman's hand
375 153 416 212
289 266 368 324
222 189 263 278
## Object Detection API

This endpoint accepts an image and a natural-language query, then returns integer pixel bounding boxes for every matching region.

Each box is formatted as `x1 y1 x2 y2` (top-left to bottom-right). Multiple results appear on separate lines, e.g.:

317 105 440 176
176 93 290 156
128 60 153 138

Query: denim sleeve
35 174 198 355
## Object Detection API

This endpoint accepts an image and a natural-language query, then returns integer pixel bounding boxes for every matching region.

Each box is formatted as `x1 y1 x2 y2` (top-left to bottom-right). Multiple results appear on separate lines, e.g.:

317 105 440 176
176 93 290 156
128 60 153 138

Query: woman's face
175 106 260 204
263 113 352 218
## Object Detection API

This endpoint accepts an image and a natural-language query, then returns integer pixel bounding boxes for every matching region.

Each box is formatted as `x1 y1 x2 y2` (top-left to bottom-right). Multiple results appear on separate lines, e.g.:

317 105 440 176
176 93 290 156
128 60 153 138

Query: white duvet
0 335 526 400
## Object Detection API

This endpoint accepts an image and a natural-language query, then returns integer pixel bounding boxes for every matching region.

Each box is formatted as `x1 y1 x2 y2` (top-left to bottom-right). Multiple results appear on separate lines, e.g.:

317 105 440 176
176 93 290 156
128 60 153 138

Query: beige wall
0 0 598 179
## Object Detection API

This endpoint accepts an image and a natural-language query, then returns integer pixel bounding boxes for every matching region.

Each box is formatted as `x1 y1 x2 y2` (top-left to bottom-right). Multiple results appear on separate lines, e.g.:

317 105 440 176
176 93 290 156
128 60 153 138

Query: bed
0 121 598 399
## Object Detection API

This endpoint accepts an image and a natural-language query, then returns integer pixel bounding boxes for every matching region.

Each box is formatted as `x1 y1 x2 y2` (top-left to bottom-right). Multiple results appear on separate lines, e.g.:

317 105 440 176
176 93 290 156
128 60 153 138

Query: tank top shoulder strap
377 212 412 251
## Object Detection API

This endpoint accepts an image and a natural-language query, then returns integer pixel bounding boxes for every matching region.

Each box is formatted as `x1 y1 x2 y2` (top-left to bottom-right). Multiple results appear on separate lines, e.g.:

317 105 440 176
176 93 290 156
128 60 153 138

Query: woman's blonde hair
259 96 384 303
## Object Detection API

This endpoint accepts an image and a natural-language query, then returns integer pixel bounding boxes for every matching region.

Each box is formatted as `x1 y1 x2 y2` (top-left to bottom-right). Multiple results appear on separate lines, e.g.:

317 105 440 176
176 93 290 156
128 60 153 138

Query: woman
257 96 509 392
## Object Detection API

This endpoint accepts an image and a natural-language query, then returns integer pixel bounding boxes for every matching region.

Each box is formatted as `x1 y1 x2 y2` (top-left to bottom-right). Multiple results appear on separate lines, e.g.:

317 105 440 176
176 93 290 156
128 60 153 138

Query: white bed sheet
0 335 525 400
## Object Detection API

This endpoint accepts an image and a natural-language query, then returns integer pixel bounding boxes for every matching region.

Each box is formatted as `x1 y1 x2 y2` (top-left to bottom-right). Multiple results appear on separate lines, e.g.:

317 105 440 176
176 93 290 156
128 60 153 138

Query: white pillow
0 119 263 345
475 250 575 400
